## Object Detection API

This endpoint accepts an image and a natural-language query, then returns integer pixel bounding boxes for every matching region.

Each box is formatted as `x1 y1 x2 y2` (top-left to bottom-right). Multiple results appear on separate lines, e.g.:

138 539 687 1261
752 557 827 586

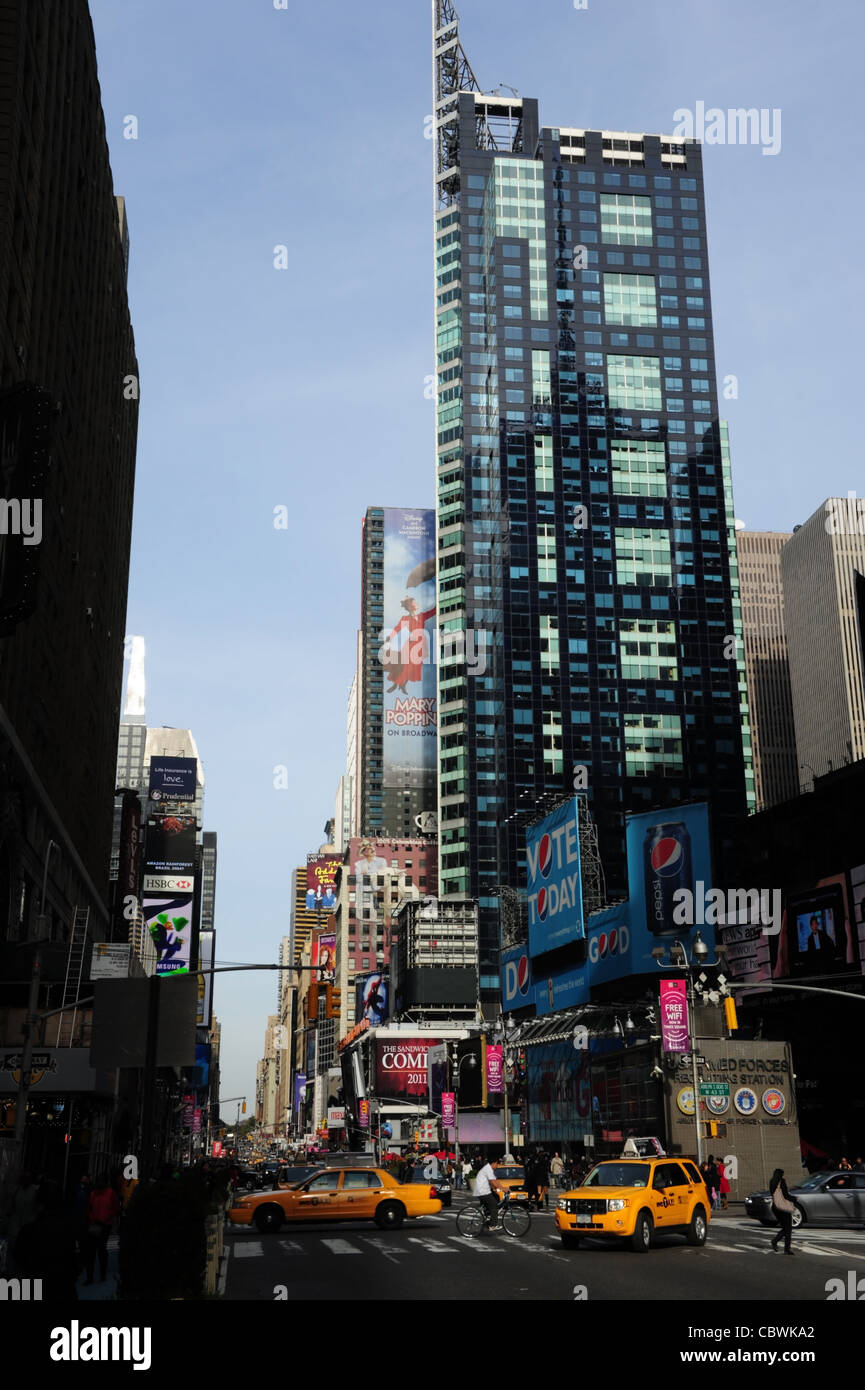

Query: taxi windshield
494 1167 525 1180
583 1163 649 1188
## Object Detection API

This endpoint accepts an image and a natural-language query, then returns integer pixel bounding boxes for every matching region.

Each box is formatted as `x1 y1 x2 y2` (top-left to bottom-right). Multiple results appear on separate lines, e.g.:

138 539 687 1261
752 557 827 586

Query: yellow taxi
229 1166 442 1234
492 1163 531 1206
555 1156 710 1253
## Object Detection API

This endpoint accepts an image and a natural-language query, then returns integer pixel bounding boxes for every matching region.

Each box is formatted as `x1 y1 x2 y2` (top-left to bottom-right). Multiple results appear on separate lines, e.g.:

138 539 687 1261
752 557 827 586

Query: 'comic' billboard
379 509 437 795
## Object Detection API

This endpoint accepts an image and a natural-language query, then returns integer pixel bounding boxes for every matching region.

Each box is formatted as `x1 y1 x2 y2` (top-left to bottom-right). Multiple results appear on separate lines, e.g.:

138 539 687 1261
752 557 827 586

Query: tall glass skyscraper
432 3 753 995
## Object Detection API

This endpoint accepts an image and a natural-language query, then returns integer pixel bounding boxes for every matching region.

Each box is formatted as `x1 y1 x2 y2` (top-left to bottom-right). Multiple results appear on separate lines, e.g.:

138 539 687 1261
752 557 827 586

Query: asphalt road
223 1197 865 1303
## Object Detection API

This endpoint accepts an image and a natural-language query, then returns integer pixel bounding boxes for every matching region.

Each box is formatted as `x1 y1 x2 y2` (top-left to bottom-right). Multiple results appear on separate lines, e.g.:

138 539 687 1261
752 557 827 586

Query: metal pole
688 972 702 1165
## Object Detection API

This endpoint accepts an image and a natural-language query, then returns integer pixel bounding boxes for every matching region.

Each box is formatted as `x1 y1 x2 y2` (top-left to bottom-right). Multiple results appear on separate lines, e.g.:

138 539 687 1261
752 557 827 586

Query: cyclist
474 1155 505 1231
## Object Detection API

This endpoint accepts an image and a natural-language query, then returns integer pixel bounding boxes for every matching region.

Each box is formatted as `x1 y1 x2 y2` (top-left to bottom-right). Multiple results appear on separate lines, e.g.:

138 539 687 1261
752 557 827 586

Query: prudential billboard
526 798 584 956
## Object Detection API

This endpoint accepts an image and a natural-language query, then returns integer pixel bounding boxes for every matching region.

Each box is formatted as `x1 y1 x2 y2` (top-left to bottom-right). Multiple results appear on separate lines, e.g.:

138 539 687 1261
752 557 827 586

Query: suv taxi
555 1156 709 1253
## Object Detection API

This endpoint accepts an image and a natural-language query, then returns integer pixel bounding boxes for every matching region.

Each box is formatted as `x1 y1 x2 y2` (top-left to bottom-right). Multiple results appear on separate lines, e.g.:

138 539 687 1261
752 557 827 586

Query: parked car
745 1171 865 1228
555 1157 710 1253
229 1166 442 1233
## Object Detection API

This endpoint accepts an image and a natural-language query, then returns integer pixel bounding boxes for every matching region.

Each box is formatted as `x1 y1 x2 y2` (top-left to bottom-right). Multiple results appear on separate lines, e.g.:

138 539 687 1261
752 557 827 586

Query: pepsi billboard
526 798 584 956
514 801 713 1013
501 945 533 1012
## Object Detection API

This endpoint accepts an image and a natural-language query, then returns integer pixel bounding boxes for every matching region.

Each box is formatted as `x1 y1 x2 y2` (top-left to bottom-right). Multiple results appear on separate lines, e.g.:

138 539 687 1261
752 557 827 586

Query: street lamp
450 1046 477 1169
653 934 724 1165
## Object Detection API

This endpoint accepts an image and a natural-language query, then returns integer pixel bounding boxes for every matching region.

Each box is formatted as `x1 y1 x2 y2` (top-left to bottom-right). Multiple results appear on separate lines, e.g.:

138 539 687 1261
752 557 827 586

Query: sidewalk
76 1235 119 1301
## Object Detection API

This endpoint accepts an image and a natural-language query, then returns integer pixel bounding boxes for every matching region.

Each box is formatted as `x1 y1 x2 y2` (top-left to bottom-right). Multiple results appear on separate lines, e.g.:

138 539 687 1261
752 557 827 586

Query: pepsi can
644 822 692 935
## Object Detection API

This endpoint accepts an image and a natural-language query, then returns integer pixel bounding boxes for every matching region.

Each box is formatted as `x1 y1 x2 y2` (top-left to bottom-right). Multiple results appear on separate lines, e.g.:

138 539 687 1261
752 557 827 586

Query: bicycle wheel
502 1205 531 1238
456 1205 486 1238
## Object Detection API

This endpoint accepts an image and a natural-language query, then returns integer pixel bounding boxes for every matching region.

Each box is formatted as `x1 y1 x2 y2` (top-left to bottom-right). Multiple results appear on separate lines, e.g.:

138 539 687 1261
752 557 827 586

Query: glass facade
434 98 753 994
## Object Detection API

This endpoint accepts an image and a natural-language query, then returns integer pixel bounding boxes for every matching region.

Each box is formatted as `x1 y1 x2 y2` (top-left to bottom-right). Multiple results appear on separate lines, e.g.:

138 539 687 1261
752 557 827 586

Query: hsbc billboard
526 798 584 956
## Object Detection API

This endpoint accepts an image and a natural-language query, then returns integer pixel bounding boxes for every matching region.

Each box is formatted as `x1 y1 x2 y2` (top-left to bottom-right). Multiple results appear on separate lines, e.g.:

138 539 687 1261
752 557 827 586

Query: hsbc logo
143 874 194 894
588 924 630 963
503 954 531 1004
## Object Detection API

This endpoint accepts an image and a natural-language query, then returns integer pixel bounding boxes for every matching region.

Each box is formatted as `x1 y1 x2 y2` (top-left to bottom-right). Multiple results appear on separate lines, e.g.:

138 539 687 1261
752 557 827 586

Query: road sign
699 1083 730 1097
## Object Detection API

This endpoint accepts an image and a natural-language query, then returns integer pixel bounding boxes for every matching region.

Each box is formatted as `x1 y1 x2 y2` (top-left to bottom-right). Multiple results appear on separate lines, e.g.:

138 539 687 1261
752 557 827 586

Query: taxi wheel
375 1201 406 1231
560 1233 581 1250
253 1205 284 1234
631 1211 653 1253
686 1205 707 1246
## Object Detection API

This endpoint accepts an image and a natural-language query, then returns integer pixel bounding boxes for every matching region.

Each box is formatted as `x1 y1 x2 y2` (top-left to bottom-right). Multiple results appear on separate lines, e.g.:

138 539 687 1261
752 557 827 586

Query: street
223 1196 865 1302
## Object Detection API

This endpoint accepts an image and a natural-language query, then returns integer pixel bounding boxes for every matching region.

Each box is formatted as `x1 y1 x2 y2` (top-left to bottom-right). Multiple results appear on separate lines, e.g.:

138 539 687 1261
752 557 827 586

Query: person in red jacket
84 1174 120 1285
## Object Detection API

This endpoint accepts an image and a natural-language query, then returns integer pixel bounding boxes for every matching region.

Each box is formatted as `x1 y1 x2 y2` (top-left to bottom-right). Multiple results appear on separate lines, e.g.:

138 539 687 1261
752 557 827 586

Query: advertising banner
442 1093 455 1129
427 1043 448 1116
356 974 388 1025
379 508 437 795
144 816 196 877
501 945 532 1013
625 801 713 948
660 979 690 1053
375 1038 442 1100
305 855 341 909
294 1073 306 1115
115 791 142 936
358 1098 370 1129
312 931 336 981
143 894 194 975
90 944 131 980
527 1042 593 1144
486 1043 503 1094
327 1107 346 1128
196 930 214 1027
526 797 584 955
148 756 197 804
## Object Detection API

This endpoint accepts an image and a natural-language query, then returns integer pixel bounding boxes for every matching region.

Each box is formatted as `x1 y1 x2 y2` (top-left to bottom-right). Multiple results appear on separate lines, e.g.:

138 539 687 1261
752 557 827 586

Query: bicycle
455 1190 531 1239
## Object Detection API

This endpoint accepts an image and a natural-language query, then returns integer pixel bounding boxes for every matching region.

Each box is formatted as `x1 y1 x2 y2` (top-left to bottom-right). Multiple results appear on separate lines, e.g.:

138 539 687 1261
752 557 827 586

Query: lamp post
652 933 723 1166
449 1045 477 1169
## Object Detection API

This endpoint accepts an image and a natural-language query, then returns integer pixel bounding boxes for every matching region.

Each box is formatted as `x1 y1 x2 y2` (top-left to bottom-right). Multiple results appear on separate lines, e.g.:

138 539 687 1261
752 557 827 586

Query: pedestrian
838 1156 852 1171
550 1152 564 1188
461 1157 472 1190
705 1155 721 1210
717 1158 730 1211
73 1171 92 1273
769 1168 799 1255
84 1173 120 1285
535 1149 551 1209
525 1150 541 1212
853 1157 865 1173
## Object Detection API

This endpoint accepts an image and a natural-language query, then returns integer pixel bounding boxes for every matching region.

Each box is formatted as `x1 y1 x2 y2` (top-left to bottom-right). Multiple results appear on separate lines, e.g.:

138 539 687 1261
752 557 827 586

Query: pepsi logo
651 836 685 876
538 834 554 878
536 888 548 921
588 924 630 964
517 955 530 996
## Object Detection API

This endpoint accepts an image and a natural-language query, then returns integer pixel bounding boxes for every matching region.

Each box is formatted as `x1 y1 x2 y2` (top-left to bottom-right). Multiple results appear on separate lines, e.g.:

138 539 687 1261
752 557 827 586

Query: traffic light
724 996 738 1033
241 1101 246 1114
325 985 342 1020
307 982 319 1020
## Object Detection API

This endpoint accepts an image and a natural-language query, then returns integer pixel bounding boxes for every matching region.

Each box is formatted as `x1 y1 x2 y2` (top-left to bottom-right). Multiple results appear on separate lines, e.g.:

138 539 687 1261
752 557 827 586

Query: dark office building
432 3 752 995
0 0 138 1168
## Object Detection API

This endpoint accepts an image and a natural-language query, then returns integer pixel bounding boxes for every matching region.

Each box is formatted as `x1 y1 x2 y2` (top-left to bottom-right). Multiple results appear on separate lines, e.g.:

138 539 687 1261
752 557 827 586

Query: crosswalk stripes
407 1237 457 1254
233 1241 264 1258
278 1239 304 1255
320 1239 363 1255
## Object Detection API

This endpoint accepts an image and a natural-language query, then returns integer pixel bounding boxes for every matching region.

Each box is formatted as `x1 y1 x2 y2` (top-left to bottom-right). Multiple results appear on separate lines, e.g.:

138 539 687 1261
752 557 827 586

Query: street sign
699 1083 730 1098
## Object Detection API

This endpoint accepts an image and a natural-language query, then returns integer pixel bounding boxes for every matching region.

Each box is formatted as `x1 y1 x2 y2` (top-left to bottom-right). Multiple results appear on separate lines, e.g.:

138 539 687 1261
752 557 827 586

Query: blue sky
88 0 864 1110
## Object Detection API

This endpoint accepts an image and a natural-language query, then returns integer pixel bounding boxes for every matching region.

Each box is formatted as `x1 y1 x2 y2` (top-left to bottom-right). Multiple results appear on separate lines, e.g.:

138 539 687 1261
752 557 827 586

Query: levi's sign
526 797 585 957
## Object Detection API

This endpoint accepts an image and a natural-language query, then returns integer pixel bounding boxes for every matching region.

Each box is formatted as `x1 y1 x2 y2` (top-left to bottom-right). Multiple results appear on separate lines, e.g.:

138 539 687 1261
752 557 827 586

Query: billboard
197 930 214 1026
527 1042 593 1144
520 802 713 1014
526 797 584 955
427 1042 448 1116
90 944 131 981
660 979 689 1053
356 973 388 1025
375 1037 442 1101
148 756 197 804
115 792 142 936
312 931 336 981
145 816 196 876
379 508 437 793
143 894 194 975
306 855 341 909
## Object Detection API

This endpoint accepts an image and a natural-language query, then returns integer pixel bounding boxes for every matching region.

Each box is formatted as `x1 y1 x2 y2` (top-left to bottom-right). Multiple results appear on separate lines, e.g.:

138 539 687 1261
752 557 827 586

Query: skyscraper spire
433 0 481 212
